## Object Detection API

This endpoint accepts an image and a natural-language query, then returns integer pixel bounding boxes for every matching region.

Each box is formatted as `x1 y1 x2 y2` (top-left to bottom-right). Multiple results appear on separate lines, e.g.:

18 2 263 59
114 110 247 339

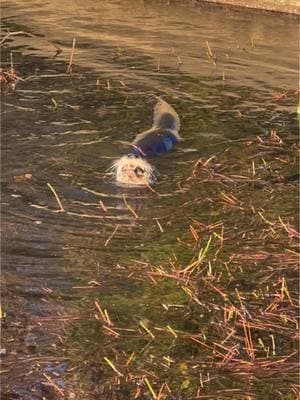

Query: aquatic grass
66 37 76 74
0 52 22 90
144 377 157 399
123 194 139 218
205 41 216 66
104 224 120 247
139 320 155 339
42 373 65 397
2 9 299 399
0 29 62 54
47 182 65 211
60 124 299 399
104 357 124 377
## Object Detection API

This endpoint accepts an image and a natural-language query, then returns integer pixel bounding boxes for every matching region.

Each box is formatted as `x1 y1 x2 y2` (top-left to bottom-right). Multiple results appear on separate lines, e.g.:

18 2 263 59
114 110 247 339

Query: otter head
111 154 156 186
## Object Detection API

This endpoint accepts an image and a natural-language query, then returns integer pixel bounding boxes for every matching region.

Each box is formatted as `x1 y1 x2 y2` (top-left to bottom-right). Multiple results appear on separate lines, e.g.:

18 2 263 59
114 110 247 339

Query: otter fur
112 98 181 186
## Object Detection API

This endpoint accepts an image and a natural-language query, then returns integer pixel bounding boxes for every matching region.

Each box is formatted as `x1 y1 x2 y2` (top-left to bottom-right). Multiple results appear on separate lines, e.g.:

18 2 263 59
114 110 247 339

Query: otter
111 98 181 186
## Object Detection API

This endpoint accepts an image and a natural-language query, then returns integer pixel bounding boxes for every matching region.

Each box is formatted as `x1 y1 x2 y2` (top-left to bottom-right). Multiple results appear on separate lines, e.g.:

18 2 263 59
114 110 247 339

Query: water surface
1 1 299 399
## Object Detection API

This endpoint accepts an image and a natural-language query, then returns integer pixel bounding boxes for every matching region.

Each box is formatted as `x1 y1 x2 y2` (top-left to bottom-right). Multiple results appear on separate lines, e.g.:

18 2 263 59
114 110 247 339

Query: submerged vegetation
63 131 299 399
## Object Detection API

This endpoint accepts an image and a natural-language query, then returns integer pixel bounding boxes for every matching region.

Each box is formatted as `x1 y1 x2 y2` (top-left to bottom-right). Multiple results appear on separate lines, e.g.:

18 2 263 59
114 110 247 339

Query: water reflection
2 0 298 91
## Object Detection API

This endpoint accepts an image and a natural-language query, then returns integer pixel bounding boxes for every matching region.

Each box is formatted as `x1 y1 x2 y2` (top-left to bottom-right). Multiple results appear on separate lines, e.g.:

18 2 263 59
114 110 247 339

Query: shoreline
196 0 300 15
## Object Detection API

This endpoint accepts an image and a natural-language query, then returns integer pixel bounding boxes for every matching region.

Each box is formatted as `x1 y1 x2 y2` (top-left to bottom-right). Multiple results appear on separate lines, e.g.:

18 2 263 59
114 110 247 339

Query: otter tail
131 99 181 156
152 98 180 133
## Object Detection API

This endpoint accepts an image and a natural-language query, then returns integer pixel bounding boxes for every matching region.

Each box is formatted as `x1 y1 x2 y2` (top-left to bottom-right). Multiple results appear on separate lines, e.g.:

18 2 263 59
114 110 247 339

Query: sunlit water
1 1 299 398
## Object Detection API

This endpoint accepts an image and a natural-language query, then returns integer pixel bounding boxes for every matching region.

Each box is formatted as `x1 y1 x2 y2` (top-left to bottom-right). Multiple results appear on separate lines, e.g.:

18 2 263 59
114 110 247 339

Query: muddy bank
197 0 300 14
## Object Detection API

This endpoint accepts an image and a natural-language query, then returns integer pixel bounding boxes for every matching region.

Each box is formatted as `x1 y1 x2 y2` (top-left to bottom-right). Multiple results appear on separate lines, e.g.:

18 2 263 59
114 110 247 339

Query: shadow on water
1 1 299 399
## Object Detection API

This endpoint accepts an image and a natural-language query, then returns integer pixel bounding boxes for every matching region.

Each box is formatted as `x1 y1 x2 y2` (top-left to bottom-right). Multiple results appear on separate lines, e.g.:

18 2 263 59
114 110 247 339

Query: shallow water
1 1 299 399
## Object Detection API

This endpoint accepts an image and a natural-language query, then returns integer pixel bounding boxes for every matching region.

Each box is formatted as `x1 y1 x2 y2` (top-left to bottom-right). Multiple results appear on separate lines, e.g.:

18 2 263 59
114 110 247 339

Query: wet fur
132 99 181 156
113 99 180 186
110 154 156 186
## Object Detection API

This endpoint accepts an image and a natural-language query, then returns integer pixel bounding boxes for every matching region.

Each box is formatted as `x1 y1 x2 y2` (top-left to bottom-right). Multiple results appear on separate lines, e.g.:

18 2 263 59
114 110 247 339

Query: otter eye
134 166 144 176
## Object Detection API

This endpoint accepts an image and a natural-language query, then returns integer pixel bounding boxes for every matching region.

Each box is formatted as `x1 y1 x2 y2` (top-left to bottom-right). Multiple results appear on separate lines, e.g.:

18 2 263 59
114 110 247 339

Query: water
1 1 299 399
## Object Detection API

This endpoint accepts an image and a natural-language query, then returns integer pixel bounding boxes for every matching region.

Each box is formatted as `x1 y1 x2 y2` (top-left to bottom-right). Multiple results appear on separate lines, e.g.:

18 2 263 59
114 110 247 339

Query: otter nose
134 166 144 176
